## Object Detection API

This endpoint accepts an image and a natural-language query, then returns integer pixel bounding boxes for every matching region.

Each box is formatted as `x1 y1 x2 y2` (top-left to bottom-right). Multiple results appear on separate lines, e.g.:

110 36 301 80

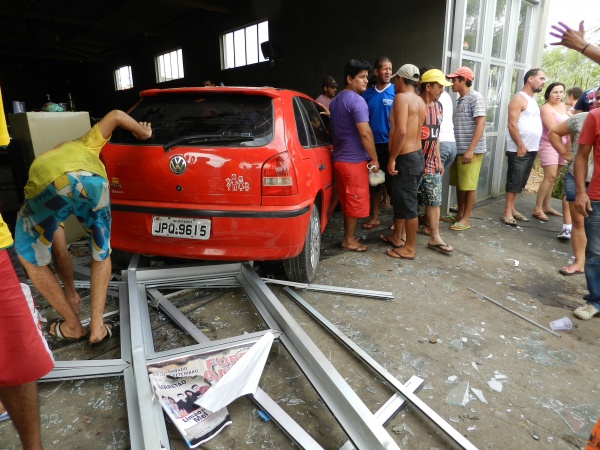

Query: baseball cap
393 64 420 82
446 67 474 81
322 76 339 88
420 69 452 86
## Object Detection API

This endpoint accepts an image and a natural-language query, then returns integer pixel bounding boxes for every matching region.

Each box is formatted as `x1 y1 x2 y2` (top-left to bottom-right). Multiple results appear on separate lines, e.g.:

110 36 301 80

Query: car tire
111 249 133 268
284 204 321 283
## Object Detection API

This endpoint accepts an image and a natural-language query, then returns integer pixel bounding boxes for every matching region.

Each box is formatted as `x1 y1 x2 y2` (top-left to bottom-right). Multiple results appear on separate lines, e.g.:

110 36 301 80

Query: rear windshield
110 93 273 147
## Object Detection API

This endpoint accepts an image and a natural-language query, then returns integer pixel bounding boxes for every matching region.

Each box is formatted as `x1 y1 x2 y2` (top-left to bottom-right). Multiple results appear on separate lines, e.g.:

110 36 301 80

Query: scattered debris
487 380 503 393
446 381 470 406
470 388 488 404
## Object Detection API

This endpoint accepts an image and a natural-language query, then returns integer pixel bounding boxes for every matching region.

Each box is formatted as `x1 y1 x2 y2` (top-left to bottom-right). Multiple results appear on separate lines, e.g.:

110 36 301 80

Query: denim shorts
564 171 590 202
389 150 425 219
505 151 537 193
16 171 111 265
440 141 457 172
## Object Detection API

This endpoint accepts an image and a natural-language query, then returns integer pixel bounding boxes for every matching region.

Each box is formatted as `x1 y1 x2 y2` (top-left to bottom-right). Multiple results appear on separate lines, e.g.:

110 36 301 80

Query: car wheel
283 204 321 283
111 249 133 268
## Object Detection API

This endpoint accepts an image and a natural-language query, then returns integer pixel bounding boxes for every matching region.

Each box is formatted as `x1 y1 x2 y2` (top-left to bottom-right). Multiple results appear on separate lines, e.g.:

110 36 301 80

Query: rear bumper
110 204 310 260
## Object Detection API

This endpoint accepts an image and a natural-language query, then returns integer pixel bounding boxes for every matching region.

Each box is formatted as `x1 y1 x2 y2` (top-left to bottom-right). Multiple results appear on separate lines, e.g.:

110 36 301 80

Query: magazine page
148 344 251 448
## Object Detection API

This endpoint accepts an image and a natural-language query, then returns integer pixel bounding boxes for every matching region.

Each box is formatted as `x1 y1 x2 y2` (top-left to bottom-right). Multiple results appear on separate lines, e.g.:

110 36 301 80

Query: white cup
549 316 572 331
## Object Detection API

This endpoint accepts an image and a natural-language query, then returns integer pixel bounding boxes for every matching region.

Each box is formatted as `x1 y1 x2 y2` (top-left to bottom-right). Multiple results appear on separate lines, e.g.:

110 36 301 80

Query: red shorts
333 161 370 218
0 247 54 386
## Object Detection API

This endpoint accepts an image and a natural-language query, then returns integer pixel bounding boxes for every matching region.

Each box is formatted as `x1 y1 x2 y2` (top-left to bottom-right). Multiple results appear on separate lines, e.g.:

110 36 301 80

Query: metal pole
468 288 561 338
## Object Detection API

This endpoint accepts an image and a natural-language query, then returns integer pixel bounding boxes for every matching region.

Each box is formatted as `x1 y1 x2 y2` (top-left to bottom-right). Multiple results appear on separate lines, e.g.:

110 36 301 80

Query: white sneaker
574 303 599 320
557 228 571 240
0 411 8 422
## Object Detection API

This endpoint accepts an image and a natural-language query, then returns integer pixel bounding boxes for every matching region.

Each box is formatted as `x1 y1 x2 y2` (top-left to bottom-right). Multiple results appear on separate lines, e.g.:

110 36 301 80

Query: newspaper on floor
147 332 275 448
147 350 238 447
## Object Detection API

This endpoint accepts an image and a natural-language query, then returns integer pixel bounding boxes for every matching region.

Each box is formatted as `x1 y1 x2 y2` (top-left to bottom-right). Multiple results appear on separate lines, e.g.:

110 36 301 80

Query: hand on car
133 122 153 140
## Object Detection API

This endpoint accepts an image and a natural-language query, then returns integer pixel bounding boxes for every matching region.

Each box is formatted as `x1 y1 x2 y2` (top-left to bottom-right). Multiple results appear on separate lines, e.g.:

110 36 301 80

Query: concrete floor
0 191 598 450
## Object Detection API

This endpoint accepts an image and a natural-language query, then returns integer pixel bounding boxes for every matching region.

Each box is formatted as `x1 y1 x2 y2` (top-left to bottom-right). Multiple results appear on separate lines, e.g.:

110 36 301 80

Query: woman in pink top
532 82 571 230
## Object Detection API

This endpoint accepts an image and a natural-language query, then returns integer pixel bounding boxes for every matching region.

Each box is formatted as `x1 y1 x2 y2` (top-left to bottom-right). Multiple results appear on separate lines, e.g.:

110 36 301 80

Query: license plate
151 216 211 240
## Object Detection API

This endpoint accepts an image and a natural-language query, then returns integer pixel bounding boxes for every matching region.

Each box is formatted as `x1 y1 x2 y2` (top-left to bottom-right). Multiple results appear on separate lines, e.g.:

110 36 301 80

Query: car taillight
262 152 298 196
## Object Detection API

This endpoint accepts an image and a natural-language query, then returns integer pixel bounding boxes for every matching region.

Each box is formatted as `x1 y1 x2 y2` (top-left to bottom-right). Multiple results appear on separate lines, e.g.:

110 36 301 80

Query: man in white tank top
501 69 546 225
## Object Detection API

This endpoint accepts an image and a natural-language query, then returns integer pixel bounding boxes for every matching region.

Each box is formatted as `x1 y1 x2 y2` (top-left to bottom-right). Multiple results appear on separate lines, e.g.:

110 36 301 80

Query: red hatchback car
101 87 335 282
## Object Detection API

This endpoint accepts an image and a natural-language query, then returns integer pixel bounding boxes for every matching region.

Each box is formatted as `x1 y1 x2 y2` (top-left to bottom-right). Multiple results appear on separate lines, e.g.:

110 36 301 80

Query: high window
221 21 269 69
155 49 184 83
114 66 133 91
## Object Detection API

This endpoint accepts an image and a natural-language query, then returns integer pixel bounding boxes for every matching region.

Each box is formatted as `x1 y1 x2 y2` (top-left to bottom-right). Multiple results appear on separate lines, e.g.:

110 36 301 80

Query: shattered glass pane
457 324 481 336
446 381 470 406
548 349 579 365
450 339 464 350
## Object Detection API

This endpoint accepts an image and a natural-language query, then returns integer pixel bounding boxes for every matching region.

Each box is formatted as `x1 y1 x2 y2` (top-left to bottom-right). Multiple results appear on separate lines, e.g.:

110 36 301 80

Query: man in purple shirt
329 59 379 251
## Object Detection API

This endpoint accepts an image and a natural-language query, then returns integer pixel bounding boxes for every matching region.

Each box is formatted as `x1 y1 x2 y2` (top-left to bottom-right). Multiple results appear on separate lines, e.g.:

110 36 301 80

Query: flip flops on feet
544 209 563 217
417 225 431 236
386 247 414 260
90 322 120 351
450 223 471 231
532 211 549 222
341 243 367 252
46 318 88 341
427 243 453 254
500 217 517 226
441 215 457 223
361 221 380 230
380 235 405 247
512 213 529 222
559 266 584 276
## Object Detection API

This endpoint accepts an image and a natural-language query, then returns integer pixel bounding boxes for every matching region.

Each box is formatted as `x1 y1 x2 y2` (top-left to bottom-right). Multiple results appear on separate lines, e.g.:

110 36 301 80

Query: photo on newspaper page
147 343 252 448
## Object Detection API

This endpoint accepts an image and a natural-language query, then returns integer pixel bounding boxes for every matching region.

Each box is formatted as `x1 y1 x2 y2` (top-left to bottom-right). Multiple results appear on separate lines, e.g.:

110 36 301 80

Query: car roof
138 86 309 100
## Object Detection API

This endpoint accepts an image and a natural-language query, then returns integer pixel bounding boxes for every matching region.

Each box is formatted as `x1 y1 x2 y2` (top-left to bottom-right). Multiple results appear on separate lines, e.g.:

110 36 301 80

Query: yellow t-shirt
23 124 110 199
0 86 9 147
0 213 14 250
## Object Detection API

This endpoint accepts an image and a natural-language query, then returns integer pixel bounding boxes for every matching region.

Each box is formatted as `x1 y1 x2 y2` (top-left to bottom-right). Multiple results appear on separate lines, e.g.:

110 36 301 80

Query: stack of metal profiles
43 256 478 450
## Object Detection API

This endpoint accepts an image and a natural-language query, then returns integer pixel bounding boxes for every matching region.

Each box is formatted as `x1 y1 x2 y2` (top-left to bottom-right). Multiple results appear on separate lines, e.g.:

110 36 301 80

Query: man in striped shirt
446 67 486 231
418 68 454 254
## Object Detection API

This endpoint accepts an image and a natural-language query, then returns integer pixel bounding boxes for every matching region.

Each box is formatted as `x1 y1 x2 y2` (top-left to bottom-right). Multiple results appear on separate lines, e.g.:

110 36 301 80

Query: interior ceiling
0 0 241 64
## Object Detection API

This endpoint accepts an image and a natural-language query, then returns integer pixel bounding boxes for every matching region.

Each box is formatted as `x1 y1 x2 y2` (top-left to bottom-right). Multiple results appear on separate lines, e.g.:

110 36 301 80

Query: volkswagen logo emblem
169 155 187 175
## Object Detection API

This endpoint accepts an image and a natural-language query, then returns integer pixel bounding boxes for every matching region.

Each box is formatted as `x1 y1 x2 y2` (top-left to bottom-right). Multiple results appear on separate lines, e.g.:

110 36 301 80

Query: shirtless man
382 64 426 259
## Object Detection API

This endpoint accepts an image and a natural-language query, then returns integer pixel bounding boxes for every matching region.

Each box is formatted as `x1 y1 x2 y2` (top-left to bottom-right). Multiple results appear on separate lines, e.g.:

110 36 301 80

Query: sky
544 0 600 45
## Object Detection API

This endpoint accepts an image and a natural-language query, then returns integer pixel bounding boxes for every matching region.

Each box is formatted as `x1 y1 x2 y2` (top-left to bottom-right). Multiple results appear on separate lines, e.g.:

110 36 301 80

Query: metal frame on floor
42 257 477 449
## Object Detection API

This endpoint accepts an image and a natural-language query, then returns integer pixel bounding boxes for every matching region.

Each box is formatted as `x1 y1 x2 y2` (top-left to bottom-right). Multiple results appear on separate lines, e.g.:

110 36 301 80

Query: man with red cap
315 75 339 108
445 66 487 231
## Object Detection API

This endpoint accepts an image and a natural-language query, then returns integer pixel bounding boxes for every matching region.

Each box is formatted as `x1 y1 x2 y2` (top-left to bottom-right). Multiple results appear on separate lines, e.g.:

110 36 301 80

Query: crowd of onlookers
0 19 599 450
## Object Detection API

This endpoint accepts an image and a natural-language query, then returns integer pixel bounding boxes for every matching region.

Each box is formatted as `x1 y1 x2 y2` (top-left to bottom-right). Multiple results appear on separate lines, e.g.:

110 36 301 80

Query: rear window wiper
163 132 255 152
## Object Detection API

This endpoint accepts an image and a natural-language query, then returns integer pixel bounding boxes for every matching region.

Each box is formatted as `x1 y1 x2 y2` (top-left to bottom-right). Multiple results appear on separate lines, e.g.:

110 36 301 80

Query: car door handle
319 164 326 170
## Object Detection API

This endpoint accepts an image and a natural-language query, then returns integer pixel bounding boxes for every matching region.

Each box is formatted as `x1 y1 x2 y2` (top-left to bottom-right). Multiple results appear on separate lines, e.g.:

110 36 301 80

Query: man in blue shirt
361 56 395 230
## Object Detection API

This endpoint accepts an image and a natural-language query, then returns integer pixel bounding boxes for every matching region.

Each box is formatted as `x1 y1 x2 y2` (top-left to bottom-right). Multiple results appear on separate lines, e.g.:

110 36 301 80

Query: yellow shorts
450 154 483 191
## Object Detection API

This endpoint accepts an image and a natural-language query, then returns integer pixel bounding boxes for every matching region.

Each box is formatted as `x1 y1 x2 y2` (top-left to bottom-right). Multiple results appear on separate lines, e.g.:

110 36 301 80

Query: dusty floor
0 191 599 450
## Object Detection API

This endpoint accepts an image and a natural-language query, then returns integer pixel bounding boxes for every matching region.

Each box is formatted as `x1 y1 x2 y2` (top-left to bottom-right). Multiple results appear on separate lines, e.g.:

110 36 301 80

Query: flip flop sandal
512 213 529 222
417 225 431 236
386 247 414 260
427 243 453 254
46 318 87 341
90 322 120 351
379 235 405 247
532 212 549 222
341 244 367 252
450 223 471 231
559 267 585 276
441 215 457 223
361 222 380 230
500 217 517 226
